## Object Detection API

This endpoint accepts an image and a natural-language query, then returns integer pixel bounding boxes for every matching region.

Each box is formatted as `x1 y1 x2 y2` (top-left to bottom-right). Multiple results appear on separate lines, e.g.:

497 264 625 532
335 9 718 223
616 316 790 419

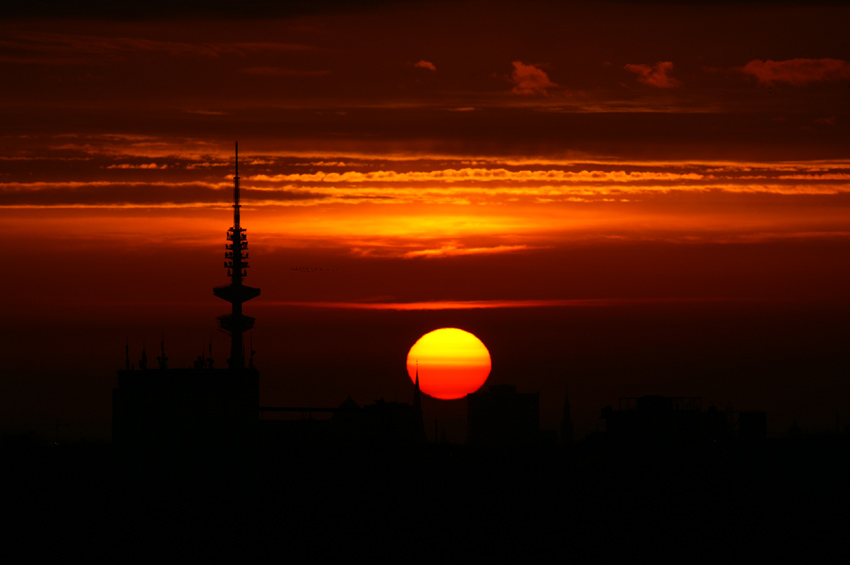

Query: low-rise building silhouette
602 395 703 443
600 395 764 444
739 411 767 441
467 384 540 446
260 377 426 449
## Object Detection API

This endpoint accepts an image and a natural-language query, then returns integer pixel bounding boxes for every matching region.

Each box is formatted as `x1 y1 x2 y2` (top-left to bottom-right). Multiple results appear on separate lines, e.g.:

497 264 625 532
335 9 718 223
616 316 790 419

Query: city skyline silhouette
2 2 849 558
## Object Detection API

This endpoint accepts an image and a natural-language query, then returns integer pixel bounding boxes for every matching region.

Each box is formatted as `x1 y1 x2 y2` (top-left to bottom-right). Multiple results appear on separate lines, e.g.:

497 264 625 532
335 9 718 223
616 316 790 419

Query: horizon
2 0 849 443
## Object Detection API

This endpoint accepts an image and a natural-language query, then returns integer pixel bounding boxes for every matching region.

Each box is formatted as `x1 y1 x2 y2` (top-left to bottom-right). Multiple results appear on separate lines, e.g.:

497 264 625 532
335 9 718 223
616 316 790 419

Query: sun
406 328 491 400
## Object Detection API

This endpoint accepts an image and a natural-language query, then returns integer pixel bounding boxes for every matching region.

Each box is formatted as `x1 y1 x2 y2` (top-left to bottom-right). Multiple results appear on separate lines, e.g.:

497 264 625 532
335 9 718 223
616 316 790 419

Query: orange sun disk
406 328 491 400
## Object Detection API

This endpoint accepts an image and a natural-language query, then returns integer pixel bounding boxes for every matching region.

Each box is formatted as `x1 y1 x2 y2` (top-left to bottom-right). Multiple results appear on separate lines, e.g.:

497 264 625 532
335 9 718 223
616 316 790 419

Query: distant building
739 411 767 441
600 395 760 444
260 376 427 449
467 385 540 446
602 395 703 443
353 397 427 446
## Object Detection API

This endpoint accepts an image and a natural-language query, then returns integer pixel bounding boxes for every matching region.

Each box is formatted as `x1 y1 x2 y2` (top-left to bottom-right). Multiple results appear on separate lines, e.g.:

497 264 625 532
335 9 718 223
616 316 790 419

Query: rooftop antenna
125 336 130 371
213 142 261 370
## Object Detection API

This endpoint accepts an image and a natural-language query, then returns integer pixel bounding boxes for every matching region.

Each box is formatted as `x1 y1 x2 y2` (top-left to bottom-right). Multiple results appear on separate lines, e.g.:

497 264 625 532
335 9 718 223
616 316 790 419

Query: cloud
510 61 557 95
403 244 532 258
105 163 167 169
0 180 329 207
0 1 398 21
184 109 227 116
0 32 312 65
414 60 436 72
265 299 614 310
242 66 329 77
741 58 850 86
624 61 680 88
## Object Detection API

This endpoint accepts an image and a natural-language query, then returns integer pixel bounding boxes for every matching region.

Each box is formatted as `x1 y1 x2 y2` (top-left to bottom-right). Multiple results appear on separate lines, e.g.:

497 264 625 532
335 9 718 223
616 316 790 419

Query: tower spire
213 142 261 370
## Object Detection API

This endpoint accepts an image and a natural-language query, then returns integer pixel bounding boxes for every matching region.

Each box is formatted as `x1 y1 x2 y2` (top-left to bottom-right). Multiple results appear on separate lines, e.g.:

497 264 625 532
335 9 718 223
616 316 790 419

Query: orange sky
2 1 849 440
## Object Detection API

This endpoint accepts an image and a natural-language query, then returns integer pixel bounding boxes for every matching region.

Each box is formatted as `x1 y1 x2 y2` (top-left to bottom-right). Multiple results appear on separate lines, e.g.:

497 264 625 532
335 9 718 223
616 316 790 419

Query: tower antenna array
213 142 261 369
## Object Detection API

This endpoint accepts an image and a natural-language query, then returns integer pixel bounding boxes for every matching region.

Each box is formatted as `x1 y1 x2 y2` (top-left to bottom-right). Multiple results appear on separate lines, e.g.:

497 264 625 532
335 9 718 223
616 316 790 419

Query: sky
2 0 849 442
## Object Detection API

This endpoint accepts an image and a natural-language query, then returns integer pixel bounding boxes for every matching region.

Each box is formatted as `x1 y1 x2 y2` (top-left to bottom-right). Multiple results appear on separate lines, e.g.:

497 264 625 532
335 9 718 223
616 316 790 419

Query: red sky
2 1 849 441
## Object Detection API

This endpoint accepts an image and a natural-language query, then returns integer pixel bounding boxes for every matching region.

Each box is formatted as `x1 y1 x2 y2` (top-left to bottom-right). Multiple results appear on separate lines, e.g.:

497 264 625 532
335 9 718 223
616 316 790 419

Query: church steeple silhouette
413 361 427 442
213 142 261 370
414 362 422 413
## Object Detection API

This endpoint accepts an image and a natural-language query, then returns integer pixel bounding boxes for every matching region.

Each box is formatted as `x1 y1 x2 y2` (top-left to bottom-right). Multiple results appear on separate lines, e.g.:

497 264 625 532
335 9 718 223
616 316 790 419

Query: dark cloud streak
0 183 322 207
0 0 414 21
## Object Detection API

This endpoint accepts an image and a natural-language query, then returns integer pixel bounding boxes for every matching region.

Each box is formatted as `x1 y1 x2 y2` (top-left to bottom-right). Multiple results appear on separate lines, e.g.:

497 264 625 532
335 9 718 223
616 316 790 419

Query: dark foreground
3 435 848 560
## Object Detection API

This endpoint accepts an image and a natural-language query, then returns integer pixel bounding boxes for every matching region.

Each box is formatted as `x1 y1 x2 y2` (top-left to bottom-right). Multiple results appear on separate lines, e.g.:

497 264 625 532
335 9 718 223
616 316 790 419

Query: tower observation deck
213 142 261 370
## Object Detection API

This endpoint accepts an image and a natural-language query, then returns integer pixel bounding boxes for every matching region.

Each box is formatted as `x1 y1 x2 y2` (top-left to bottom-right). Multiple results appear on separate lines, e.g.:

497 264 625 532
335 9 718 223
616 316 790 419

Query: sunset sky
3 1 849 441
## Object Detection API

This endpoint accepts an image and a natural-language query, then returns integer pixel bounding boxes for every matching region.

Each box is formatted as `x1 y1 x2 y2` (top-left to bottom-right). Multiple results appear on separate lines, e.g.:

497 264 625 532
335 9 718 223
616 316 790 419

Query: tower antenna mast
213 142 261 370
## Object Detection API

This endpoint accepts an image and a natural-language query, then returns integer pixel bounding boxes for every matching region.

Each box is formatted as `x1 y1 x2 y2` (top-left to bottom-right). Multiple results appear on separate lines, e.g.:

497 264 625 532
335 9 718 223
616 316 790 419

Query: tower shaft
213 142 260 370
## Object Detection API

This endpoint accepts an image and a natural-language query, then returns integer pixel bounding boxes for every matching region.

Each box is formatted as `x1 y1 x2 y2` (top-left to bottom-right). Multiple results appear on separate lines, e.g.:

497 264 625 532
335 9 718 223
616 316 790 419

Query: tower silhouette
214 142 261 370
113 143 260 478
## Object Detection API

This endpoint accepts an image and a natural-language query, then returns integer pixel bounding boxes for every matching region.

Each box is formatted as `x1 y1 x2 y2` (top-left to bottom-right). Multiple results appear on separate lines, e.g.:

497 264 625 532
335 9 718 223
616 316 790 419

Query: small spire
157 334 168 370
125 336 130 371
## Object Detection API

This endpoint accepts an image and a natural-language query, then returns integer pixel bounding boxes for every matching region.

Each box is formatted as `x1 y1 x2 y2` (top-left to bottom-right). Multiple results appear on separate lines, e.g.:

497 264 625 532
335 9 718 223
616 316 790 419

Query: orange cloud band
248 168 705 183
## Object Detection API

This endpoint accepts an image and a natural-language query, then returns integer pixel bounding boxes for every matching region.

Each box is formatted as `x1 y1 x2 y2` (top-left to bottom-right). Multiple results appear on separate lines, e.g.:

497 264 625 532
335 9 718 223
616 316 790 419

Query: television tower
213 142 260 370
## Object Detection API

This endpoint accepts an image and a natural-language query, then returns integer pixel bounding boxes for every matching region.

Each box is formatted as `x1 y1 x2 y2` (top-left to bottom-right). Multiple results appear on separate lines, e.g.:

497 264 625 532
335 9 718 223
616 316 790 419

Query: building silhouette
600 395 763 444
259 374 426 449
467 384 540 445
739 410 767 440
602 395 703 443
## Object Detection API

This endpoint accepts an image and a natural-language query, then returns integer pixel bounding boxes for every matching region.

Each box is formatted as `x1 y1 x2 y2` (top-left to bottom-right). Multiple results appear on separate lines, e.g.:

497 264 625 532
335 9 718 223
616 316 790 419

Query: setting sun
406 328 492 400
